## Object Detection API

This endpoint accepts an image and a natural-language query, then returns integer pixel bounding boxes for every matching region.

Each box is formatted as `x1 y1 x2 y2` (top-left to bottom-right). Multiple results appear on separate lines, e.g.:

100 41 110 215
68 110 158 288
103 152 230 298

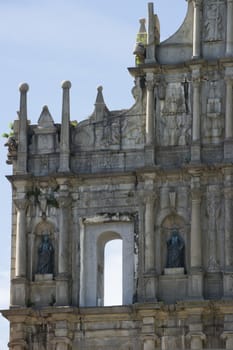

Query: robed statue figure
166 229 185 268
37 233 54 274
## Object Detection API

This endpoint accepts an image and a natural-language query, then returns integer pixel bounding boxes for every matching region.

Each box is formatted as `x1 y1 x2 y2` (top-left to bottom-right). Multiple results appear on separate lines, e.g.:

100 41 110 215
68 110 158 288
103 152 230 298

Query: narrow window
104 239 122 306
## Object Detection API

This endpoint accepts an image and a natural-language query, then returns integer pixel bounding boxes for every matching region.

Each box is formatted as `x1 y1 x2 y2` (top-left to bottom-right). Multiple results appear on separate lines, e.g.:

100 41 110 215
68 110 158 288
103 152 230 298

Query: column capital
14 198 29 211
192 0 203 7
187 331 206 340
146 79 155 92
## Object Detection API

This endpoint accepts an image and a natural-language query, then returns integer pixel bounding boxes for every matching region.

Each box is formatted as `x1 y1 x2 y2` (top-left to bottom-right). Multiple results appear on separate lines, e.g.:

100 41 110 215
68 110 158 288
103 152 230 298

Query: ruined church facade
3 1 233 349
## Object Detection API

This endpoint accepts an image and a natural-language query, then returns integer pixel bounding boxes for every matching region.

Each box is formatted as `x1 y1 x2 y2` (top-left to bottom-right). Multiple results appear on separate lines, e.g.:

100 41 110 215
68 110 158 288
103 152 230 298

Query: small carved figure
4 136 18 154
166 229 185 268
37 233 54 274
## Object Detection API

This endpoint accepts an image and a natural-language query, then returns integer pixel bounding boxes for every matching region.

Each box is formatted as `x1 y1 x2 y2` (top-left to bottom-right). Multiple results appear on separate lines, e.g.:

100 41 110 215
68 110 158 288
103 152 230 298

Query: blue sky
0 1 187 347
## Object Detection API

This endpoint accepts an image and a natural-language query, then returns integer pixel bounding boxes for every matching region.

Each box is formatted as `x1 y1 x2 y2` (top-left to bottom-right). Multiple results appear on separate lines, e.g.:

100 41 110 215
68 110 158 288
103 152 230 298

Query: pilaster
226 0 233 56
14 198 29 278
223 167 233 298
191 66 201 162
144 184 157 301
56 182 72 306
189 170 203 299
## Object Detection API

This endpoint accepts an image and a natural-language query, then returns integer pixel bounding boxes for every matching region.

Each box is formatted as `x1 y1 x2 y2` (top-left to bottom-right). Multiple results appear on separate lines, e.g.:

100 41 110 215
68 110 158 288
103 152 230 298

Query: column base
56 275 70 306
224 138 233 160
188 272 204 300
11 277 28 307
191 143 201 162
144 146 155 167
223 272 233 299
143 273 157 302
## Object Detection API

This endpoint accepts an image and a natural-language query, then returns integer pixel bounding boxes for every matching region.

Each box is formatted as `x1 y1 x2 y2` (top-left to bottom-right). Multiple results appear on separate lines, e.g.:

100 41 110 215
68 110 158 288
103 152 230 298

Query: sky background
0 1 187 347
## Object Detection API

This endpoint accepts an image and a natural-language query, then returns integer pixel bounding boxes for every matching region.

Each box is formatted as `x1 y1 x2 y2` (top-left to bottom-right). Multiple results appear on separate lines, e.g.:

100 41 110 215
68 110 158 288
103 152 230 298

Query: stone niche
158 214 189 303
29 218 57 306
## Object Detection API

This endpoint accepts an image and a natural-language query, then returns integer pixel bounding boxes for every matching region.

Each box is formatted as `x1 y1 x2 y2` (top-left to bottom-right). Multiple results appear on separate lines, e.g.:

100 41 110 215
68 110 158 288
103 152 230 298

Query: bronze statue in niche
166 229 185 268
37 233 54 274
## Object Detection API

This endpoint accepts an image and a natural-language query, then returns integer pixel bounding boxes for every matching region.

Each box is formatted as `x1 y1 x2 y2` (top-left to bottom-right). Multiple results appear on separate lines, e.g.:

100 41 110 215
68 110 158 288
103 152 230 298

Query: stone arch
160 214 189 274
96 231 122 306
80 218 135 307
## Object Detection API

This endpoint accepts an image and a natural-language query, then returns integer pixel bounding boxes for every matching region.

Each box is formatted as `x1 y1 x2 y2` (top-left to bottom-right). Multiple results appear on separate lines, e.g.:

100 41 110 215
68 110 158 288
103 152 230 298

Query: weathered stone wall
4 1 233 349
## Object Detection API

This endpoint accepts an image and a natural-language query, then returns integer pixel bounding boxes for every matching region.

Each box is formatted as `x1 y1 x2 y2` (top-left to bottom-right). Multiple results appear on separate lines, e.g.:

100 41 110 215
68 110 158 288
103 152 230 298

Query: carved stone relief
203 2 224 42
94 117 120 148
203 80 223 143
206 186 222 271
159 82 191 146
122 115 145 146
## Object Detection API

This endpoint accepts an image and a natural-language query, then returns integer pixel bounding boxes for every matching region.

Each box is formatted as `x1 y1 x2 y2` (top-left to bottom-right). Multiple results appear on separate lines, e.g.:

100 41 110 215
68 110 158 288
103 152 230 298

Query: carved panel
159 82 191 146
203 1 225 42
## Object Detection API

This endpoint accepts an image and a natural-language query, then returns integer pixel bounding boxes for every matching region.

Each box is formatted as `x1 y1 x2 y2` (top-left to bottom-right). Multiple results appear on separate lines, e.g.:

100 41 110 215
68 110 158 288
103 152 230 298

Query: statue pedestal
164 267 184 275
35 273 53 281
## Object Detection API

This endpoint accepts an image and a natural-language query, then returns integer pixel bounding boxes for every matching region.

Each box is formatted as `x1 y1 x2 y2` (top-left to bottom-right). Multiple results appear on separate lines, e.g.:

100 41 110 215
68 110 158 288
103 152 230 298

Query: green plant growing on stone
26 188 41 203
70 120 78 127
2 122 14 138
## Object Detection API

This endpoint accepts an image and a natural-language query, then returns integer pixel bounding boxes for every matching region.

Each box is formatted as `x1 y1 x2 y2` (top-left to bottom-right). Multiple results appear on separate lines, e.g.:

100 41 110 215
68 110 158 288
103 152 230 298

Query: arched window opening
104 239 122 306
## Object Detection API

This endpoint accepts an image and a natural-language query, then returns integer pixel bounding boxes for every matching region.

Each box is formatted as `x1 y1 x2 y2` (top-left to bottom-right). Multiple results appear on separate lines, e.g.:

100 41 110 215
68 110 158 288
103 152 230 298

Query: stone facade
2 1 233 349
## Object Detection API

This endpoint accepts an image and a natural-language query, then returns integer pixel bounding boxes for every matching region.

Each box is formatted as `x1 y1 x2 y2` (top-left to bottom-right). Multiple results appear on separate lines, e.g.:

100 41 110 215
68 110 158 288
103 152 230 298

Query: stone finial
16 82 29 174
134 18 147 65
94 86 108 121
146 3 157 63
38 105 55 128
61 80 72 89
59 80 71 172
19 82 29 93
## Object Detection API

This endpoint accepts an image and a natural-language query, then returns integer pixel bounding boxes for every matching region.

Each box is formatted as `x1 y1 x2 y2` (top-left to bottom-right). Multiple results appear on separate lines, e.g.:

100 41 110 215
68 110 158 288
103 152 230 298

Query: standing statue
166 229 185 268
37 233 54 274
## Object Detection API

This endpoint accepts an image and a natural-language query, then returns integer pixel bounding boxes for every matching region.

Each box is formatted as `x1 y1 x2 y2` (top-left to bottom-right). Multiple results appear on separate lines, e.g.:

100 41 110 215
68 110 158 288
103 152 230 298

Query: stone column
17 83 29 174
226 0 233 56
145 73 155 146
225 77 233 139
191 67 201 161
192 0 202 58
223 168 233 297
144 190 157 300
189 172 203 298
224 73 233 159
28 232 35 281
14 198 28 278
190 190 202 269
56 185 72 306
59 80 71 172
